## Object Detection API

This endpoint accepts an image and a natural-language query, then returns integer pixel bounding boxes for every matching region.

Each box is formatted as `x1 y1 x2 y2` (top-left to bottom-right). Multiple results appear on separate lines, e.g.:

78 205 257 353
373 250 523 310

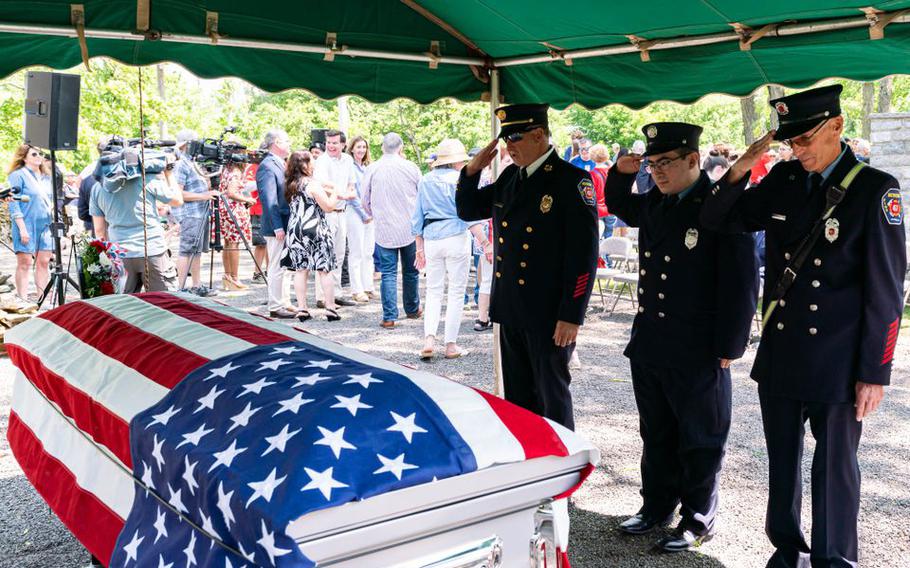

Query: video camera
184 126 265 169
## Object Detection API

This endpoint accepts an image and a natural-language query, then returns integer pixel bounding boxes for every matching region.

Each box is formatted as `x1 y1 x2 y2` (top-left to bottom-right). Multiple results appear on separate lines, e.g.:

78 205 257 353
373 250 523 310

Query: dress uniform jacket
701 146 906 403
605 168 760 369
456 149 599 334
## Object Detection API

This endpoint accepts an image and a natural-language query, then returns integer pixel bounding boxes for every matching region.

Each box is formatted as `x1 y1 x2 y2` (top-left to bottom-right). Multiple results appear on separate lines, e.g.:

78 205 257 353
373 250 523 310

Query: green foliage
1 59 909 183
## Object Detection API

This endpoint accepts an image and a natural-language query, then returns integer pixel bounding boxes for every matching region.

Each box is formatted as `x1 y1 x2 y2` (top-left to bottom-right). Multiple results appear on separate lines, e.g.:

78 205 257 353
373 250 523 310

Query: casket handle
419 535 503 568
530 502 558 568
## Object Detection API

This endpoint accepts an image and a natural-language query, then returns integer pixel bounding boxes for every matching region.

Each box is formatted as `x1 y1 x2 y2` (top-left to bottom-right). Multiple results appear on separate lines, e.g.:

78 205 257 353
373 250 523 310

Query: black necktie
807 173 822 195
519 168 528 182
663 194 678 210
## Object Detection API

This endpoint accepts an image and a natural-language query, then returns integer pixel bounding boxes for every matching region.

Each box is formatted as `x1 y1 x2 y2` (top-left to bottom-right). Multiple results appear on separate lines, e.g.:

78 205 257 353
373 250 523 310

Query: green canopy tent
2 1 910 110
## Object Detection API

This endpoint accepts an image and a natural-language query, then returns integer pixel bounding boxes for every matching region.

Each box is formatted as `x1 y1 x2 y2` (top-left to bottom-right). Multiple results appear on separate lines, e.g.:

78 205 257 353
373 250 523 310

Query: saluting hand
728 131 776 184
615 154 644 175
855 381 885 421
465 138 499 177
553 320 580 348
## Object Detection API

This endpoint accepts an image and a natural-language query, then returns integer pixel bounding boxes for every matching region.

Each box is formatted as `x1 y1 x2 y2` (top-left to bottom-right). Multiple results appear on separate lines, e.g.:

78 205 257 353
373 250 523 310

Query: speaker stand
36 149 80 309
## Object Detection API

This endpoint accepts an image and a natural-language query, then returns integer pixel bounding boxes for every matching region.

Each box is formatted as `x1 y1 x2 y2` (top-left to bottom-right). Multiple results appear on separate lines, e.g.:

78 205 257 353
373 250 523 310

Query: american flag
5 292 597 567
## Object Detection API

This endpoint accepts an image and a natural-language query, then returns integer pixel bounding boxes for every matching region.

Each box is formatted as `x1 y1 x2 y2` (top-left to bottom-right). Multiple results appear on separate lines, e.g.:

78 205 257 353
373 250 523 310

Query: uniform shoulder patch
882 188 903 225
577 178 596 207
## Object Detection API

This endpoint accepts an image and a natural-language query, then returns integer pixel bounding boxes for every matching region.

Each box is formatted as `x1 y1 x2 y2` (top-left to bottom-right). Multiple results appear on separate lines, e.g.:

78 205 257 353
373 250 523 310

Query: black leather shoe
656 528 714 552
269 308 297 319
618 513 673 535
335 297 357 307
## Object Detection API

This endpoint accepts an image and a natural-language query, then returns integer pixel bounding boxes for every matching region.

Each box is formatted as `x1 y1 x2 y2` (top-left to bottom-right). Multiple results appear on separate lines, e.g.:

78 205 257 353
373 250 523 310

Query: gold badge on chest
540 194 553 213
544 164 553 172
685 228 699 250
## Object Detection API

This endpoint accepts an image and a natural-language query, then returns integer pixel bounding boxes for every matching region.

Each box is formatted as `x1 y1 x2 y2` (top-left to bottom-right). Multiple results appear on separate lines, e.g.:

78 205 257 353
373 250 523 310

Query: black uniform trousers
759 390 862 568
630 360 732 535
499 325 575 430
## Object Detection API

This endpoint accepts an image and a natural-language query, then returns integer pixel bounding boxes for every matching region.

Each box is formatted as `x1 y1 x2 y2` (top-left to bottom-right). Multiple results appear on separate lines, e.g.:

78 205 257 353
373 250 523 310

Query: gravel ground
1 249 908 567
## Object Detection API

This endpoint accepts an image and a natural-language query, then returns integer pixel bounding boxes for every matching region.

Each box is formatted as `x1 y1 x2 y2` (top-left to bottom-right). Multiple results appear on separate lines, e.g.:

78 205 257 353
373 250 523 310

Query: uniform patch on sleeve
577 178 596 207
882 188 903 225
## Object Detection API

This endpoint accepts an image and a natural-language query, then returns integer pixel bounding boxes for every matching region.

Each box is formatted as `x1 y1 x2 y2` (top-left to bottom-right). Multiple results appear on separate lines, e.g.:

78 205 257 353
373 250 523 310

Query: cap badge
540 194 553 213
496 110 507 121
684 228 699 250
824 217 840 242
775 102 789 116
647 126 658 139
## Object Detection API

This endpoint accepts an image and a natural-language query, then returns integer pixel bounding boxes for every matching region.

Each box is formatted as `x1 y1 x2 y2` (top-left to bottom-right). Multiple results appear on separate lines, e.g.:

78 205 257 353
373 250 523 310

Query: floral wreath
80 238 127 298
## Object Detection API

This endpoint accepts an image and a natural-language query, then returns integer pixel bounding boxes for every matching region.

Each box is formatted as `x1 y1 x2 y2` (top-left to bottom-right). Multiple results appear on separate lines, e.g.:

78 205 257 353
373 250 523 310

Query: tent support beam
489 68 503 398
2 9 909 70
400 0 489 59
497 10 910 67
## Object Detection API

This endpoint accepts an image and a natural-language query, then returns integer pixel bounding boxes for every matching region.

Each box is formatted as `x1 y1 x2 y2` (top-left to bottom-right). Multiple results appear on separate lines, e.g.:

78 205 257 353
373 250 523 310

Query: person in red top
243 162 269 280
588 144 611 235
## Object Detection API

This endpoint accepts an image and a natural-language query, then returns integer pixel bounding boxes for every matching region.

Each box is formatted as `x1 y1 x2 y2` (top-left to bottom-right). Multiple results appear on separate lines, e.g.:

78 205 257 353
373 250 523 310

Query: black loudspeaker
24 71 81 151
310 128 329 145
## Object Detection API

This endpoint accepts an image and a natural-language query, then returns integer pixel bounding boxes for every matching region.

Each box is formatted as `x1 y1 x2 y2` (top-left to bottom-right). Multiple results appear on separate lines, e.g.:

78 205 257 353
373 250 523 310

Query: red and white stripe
6 292 598 566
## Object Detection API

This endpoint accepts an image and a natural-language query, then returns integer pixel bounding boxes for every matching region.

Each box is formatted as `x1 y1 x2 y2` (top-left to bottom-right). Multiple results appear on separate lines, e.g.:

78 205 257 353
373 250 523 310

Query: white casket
5 293 598 568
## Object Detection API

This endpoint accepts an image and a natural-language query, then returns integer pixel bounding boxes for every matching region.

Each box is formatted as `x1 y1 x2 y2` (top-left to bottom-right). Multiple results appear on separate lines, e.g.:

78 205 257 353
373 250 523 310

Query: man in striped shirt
361 133 423 328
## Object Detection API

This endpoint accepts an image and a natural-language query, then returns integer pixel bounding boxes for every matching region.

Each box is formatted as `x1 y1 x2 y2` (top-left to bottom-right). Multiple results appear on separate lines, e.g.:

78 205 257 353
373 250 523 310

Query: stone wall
870 112 910 192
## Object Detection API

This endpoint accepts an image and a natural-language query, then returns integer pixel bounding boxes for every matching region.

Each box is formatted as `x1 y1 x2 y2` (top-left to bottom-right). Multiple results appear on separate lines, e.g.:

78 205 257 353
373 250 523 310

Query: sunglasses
503 127 541 143
782 119 829 148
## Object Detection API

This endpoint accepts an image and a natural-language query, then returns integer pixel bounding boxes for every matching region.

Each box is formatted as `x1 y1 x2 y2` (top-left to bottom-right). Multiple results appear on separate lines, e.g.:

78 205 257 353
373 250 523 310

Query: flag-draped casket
5 293 599 567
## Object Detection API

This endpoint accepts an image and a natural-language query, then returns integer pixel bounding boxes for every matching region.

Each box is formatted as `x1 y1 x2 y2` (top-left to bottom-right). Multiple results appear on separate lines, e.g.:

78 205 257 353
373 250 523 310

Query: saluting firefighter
605 122 759 551
456 103 599 430
701 85 906 567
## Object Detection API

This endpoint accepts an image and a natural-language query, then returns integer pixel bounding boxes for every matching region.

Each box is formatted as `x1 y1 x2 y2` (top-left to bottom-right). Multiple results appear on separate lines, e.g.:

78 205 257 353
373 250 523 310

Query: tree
740 93 758 145
878 76 894 113
862 82 875 139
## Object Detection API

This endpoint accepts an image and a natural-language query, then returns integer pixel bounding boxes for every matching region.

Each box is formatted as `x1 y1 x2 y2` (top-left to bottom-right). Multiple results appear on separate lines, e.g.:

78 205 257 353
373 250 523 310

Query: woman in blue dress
6 144 53 300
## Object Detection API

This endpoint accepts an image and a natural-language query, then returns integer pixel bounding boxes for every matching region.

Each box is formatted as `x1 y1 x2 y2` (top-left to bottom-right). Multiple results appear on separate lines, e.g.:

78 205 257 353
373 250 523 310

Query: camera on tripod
184 126 265 170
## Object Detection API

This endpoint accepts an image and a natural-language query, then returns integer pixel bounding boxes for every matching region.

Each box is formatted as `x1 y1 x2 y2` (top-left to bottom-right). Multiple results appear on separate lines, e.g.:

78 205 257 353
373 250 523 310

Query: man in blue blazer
256 129 294 318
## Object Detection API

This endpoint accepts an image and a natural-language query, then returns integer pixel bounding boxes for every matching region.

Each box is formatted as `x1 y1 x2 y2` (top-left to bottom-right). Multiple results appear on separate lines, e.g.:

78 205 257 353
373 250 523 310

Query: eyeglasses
504 127 541 143
649 154 688 172
782 119 829 148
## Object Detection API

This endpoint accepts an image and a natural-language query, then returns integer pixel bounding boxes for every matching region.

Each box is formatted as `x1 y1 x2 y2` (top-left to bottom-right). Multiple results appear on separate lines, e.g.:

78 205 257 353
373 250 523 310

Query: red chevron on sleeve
573 273 591 299
882 318 900 365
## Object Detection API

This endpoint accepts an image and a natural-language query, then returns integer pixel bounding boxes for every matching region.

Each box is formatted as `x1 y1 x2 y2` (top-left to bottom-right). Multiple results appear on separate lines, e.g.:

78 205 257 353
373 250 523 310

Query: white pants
265 236 289 311
345 208 375 294
477 251 493 295
316 211 348 301
423 232 471 344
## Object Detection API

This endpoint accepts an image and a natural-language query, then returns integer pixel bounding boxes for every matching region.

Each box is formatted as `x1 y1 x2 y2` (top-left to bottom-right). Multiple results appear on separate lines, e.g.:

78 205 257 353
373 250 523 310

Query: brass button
814 258 822 267
496 256 502 262
658 312 665 318
526 226 533 233
809 304 818 311
658 293 665 300
518 279 525 285
811 280 820 288
640 269 647 276
502 221 508 228
638 306 645 313
779 300 786 307
664 255 671 262
785 252 791 260
495 272 501 278
520 261 527 268
522 243 529 250
777 322 785 330
644 251 652 258
660 273 667 280
638 287 644 294
809 327 818 335
499 237 504 244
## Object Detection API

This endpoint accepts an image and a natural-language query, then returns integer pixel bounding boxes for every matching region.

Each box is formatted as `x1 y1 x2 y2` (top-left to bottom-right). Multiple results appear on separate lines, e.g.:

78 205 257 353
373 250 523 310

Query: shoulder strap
762 162 866 328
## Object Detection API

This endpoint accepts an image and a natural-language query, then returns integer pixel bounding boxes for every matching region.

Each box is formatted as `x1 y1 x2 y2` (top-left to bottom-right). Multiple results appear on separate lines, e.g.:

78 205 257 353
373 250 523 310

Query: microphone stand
36 149 80 308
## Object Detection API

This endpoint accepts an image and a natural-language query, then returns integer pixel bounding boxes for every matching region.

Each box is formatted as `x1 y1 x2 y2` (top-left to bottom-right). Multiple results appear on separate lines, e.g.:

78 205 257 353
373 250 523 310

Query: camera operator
89 150 183 293
174 129 221 296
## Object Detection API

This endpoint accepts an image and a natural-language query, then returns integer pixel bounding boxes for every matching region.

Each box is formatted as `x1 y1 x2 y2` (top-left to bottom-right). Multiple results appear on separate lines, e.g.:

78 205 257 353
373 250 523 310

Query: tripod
37 149 80 308
177 164 264 292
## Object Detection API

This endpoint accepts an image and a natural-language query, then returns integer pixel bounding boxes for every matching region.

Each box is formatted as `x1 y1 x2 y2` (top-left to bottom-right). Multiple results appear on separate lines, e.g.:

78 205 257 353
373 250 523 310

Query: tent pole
489 68 504 399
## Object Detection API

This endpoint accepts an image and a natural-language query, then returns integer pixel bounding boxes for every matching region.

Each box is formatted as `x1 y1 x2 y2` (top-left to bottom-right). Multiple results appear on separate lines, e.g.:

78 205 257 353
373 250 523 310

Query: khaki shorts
121 253 177 293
